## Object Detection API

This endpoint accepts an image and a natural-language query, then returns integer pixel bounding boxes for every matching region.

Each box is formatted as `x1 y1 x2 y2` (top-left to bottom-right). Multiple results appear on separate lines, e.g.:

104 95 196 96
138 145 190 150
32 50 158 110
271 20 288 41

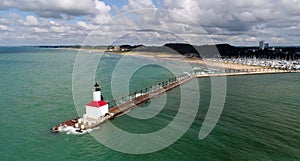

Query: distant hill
38 43 300 60
164 43 200 58
163 43 300 60
163 43 240 58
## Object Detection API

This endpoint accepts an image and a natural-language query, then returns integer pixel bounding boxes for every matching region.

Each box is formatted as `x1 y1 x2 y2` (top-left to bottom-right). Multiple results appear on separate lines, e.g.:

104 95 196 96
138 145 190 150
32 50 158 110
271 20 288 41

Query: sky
0 0 299 46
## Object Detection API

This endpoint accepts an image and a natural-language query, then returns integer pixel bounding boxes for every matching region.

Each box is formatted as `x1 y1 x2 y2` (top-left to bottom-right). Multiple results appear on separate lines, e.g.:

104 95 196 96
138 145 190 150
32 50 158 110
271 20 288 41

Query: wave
58 126 100 135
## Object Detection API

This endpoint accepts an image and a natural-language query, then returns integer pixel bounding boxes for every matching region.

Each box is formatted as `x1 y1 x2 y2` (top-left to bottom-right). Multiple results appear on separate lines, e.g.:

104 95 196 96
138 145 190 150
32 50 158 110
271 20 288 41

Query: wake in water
52 116 108 135
56 125 100 135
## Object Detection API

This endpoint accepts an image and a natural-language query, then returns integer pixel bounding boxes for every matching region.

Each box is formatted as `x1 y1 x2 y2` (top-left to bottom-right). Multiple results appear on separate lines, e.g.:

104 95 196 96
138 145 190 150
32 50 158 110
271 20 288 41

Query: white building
264 43 269 50
259 40 265 50
84 83 108 120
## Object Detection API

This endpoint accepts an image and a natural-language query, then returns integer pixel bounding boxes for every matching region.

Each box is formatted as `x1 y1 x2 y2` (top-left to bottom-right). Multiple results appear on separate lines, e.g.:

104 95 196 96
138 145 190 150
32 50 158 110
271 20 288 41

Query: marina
206 58 300 70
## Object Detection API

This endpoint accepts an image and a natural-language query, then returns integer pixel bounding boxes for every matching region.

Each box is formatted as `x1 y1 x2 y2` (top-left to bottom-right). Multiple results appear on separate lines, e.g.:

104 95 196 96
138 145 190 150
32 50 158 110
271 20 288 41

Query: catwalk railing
107 72 191 108
107 67 299 109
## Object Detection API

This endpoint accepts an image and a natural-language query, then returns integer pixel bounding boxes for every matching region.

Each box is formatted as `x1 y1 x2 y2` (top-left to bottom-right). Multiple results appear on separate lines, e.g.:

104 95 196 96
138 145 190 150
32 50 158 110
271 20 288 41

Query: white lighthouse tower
93 82 102 101
83 83 108 121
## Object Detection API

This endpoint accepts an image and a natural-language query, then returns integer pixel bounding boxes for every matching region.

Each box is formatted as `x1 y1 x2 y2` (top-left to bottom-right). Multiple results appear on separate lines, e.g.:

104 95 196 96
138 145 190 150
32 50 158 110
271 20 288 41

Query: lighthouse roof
86 101 108 108
94 82 101 91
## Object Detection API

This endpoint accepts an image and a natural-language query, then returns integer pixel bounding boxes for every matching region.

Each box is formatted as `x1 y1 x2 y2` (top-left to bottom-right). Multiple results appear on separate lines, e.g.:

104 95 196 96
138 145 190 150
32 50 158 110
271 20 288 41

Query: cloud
91 1 112 24
246 37 258 42
158 0 300 45
33 27 48 33
0 17 8 25
0 25 8 31
0 0 114 45
271 37 285 43
122 0 156 11
0 0 299 46
0 0 111 19
76 21 97 30
20 15 39 26
0 12 92 45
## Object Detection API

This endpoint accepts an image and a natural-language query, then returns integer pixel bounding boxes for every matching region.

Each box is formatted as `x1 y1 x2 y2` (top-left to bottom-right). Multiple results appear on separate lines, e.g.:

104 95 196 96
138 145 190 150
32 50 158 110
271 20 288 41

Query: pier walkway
108 68 299 117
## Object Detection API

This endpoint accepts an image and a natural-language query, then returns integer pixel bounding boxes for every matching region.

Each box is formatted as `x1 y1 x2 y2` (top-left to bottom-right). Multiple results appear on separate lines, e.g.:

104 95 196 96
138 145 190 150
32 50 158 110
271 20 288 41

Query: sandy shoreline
105 51 265 70
66 48 287 71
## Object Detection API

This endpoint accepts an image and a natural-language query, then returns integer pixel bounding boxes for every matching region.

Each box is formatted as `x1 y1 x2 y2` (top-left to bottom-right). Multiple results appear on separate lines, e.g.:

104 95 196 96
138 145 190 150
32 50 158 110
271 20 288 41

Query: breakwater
107 68 299 117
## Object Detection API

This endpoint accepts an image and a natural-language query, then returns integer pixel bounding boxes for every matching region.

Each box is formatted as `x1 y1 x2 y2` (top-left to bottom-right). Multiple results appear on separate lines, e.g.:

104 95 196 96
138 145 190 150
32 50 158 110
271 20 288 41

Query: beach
101 50 280 71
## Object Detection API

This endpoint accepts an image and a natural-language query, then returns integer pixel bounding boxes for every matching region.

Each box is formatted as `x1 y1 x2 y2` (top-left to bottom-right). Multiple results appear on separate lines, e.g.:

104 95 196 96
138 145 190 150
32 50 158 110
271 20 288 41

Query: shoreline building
259 40 269 50
264 43 269 50
259 40 265 50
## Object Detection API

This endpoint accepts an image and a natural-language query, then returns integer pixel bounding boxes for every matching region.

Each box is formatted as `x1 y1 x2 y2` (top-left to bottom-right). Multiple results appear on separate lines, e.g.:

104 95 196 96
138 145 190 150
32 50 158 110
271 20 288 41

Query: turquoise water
0 47 299 160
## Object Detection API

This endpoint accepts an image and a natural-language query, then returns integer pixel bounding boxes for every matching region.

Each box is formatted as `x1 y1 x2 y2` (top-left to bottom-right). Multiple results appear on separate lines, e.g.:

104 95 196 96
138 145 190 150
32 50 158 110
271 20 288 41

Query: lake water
0 47 299 160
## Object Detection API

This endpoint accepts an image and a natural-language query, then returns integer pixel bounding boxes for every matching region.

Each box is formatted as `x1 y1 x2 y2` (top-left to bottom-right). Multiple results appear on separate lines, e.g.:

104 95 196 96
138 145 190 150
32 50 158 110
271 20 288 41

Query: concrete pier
108 69 299 118
109 75 194 117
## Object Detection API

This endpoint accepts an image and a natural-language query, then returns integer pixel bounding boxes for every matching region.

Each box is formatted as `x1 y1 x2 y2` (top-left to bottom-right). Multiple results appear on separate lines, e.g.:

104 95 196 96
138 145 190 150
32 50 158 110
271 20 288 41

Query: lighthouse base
52 113 114 134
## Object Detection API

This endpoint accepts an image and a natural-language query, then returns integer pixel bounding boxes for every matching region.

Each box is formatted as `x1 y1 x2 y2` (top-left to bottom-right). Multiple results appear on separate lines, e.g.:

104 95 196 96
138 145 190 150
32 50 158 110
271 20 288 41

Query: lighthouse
84 83 108 120
92 82 102 101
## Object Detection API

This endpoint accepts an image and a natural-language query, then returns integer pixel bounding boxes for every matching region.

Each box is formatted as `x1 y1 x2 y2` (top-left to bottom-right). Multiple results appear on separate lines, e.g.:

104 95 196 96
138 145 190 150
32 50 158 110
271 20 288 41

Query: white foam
184 72 191 76
135 93 143 97
58 125 100 135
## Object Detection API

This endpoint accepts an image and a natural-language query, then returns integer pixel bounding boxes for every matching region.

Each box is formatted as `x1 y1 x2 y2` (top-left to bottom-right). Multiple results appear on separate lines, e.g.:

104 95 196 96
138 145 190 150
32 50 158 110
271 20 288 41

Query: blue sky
0 0 299 46
102 0 128 8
